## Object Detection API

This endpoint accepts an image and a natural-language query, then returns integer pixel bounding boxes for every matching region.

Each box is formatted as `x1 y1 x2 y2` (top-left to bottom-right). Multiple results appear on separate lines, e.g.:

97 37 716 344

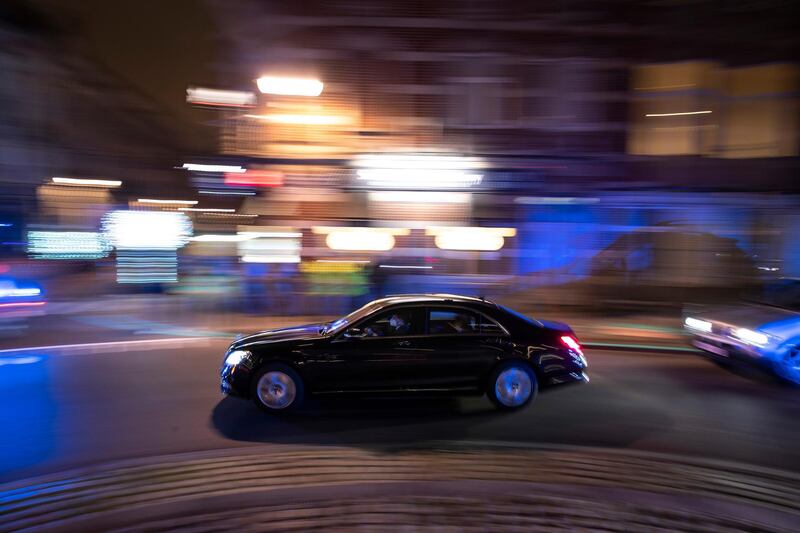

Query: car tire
487 361 537 410
251 363 304 413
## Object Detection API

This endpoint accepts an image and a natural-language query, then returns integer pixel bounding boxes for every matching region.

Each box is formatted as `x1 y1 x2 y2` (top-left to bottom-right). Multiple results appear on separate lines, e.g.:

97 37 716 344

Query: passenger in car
449 313 476 333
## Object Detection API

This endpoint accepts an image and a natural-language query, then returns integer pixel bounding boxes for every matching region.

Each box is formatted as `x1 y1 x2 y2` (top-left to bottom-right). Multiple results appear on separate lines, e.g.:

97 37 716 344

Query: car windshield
745 279 800 312
322 301 385 334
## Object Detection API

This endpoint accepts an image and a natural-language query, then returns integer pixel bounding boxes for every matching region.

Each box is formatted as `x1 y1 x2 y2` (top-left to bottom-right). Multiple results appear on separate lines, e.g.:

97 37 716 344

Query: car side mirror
343 327 364 339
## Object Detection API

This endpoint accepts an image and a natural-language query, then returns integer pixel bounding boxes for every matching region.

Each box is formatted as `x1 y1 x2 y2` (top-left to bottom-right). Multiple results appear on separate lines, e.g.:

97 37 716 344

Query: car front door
317 306 428 392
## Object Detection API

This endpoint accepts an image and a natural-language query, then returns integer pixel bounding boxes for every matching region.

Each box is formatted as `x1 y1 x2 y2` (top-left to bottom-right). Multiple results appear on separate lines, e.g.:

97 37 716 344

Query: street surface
2 336 799 483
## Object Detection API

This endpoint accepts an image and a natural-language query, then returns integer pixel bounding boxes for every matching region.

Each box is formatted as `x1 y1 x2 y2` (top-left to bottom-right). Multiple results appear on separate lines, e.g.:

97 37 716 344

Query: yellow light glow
427 227 517 251
368 191 471 204
324 229 403 251
245 114 349 125
265 144 350 155
312 227 410 236
645 110 712 117
301 261 367 273
256 76 324 96
137 198 198 206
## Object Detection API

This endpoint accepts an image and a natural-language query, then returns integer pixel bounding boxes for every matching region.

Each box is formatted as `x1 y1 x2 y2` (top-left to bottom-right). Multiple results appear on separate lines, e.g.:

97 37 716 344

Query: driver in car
388 313 411 335
365 313 411 336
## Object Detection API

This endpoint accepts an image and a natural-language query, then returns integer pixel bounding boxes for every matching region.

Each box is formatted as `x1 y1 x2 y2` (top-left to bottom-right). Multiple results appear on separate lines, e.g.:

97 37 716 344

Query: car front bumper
688 332 769 366
220 363 254 397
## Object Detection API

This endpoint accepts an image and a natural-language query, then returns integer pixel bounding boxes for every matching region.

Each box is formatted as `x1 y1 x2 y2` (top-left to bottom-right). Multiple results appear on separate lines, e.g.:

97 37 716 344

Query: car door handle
394 340 412 347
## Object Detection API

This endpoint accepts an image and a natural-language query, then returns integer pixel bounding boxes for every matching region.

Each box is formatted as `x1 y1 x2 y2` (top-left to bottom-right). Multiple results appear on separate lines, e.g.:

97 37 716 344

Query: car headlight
733 328 769 347
684 317 712 333
225 349 250 366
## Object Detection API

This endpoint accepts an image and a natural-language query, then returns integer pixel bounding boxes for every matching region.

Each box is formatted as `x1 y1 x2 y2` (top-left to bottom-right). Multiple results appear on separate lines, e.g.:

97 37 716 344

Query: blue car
684 278 800 384
0 278 46 319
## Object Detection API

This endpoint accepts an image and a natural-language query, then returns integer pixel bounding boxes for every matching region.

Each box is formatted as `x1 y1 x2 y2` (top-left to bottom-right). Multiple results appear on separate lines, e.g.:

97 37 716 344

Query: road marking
0 337 215 356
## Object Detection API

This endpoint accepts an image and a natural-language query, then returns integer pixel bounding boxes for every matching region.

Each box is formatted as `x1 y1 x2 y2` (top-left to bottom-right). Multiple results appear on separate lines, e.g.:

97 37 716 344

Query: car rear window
499 305 541 327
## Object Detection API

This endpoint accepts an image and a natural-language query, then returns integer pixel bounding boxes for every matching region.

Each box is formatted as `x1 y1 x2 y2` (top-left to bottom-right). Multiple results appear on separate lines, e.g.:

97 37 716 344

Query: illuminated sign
256 76 324 97
355 154 484 189
102 211 193 250
426 227 516 251
313 227 410 252
28 231 112 260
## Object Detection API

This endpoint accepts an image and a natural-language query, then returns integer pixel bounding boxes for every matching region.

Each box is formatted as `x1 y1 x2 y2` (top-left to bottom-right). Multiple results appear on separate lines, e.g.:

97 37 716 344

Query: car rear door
414 306 512 391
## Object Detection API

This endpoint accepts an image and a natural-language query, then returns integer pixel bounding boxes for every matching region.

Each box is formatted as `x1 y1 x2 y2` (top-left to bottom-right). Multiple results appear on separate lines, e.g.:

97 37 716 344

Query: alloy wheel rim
495 367 532 407
257 371 297 409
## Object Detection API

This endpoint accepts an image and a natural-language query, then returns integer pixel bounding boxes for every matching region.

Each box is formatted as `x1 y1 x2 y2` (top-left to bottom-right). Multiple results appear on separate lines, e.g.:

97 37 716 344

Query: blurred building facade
3 0 799 309
182 0 800 303
0 2 190 247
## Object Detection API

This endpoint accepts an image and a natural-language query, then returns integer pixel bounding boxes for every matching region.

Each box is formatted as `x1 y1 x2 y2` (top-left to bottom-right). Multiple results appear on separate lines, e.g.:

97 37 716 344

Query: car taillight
560 335 583 355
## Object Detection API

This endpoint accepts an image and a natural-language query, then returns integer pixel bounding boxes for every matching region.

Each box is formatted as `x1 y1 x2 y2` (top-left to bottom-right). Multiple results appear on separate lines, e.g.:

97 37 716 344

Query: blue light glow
0 287 41 298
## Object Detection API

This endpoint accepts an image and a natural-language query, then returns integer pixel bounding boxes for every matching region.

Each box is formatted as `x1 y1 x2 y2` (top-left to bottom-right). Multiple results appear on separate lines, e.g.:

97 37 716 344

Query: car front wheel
775 345 800 385
487 361 537 410
252 363 304 413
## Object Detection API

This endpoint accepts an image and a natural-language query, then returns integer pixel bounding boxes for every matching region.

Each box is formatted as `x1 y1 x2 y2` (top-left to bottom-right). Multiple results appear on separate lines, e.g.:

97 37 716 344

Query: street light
51 177 122 187
256 76 324 97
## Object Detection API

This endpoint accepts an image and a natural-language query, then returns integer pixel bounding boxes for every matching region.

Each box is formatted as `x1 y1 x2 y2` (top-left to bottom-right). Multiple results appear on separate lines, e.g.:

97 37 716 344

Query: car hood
232 323 325 349
694 303 800 339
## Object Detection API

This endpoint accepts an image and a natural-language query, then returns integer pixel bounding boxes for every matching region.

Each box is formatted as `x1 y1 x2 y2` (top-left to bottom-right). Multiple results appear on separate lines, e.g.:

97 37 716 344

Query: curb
1 444 797 532
0 337 216 357
584 341 698 354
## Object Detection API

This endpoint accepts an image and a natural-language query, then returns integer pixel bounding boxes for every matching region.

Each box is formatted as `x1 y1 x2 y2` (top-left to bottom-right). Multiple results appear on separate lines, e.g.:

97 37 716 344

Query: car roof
372 294 498 308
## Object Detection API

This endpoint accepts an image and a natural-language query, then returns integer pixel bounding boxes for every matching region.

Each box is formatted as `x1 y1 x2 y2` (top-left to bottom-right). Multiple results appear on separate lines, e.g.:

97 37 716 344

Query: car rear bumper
545 370 589 386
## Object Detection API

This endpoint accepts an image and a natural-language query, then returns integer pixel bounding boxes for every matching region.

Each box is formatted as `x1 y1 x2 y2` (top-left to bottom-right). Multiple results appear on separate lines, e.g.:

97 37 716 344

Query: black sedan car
221 294 588 413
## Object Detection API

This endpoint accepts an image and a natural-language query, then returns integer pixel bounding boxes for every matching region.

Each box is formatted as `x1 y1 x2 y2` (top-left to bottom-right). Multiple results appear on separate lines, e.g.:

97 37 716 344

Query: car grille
710 323 734 338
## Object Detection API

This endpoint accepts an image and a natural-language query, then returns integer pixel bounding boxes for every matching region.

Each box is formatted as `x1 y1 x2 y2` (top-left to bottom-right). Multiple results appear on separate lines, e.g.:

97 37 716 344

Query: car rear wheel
252 363 304 413
487 361 537 410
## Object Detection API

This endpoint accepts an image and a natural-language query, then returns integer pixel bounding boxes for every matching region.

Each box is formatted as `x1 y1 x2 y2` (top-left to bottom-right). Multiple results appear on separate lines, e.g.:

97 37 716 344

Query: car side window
427 307 507 335
359 308 423 337
478 314 507 335
427 308 481 335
